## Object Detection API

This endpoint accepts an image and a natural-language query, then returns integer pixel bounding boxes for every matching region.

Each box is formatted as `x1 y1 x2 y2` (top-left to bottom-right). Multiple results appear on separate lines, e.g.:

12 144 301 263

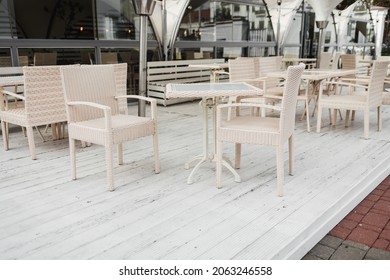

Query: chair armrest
1 89 25 100
67 101 112 130
218 102 281 112
116 95 158 120
324 80 369 89
217 102 281 126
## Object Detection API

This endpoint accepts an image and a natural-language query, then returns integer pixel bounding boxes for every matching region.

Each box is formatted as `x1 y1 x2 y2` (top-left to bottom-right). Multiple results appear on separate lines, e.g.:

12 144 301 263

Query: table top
0 75 24 87
166 82 263 98
282 58 317 62
188 63 229 70
267 69 357 81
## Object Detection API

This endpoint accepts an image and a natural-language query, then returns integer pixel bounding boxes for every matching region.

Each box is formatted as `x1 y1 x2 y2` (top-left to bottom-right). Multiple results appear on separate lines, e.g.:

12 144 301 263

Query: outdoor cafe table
282 58 317 69
188 63 229 83
165 82 263 184
267 69 358 131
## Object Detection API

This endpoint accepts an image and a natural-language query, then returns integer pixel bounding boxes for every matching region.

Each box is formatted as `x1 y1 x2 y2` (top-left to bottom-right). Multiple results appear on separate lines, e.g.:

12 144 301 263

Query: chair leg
153 132 160 174
345 110 350 127
316 105 323 133
276 145 284 197
1 121 10 150
69 138 77 180
216 139 223 189
378 106 382 131
26 126 36 160
105 142 115 191
305 98 310 132
234 143 241 169
364 109 369 139
288 135 294 176
118 143 123 165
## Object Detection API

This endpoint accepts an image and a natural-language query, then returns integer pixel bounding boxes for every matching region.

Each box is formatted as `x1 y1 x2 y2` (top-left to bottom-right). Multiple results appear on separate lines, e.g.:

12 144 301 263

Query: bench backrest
147 59 225 84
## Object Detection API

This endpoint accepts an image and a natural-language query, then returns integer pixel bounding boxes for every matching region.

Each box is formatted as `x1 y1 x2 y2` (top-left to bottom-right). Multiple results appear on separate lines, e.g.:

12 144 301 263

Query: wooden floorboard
1 101 390 260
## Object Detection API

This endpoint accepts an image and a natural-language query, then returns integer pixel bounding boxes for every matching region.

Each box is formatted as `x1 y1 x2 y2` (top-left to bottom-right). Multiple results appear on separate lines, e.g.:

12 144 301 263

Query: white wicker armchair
60 64 160 191
216 63 305 196
316 60 389 139
0 66 67 159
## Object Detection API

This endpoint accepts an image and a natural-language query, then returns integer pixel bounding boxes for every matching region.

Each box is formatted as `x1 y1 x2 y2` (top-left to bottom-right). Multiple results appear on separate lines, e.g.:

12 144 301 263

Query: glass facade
175 0 274 59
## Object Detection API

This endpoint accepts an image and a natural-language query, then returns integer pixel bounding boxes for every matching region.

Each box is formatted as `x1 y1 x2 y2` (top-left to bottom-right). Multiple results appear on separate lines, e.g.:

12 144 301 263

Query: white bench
0 66 24 94
147 59 225 106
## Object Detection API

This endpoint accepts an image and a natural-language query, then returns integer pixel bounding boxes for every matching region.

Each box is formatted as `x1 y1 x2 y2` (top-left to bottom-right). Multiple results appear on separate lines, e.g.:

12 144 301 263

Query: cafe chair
60 64 160 191
318 52 333 69
226 58 266 118
216 63 305 196
331 52 341 69
33 52 57 66
316 60 389 139
0 66 67 159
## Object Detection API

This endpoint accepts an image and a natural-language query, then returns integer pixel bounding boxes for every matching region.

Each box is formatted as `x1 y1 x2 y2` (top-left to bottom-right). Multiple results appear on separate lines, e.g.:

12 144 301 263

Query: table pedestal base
184 98 241 185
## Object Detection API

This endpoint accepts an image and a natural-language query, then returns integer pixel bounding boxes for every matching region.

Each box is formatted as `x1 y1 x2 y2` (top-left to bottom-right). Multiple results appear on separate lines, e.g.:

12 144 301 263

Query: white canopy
306 0 343 21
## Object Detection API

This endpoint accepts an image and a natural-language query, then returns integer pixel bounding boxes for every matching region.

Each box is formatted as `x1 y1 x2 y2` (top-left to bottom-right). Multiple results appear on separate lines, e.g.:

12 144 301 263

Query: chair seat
72 114 152 130
1 107 27 125
69 114 155 144
221 116 280 145
319 94 367 109
223 116 279 133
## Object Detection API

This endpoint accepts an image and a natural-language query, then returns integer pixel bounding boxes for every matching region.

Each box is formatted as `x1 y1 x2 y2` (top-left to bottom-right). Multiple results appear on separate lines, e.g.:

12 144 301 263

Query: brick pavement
303 176 390 260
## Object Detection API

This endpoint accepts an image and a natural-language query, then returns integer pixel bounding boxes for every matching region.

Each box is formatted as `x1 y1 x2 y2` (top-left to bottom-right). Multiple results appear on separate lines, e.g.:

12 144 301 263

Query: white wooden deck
1 101 390 260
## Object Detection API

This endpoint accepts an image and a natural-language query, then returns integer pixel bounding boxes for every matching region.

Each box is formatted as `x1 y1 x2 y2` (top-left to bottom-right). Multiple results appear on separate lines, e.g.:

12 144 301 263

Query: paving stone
359 199 375 209
365 193 381 202
330 244 366 260
383 189 390 198
364 248 390 260
345 212 364 223
348 227 379 247
371 189 385 197
307 243 335 260
343 240 370 251
361 212 389 229
353 205 371 215
301 254 323 260
338 219 358 230
379 229 390 241
372 239 390 251
329 226 350 239
319 235 343 250
373 200 390 215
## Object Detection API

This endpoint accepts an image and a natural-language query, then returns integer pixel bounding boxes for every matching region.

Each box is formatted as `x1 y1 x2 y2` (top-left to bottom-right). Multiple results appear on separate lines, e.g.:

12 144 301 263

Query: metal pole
316 20 328 69
300 0 306 58
276 0 282 56
138 15 147 117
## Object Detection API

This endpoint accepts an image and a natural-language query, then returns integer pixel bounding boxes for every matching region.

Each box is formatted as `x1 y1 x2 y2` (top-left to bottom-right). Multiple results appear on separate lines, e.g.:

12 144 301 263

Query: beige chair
238 56 283 117
331 52 341 69
247 56 312 131
101 52 118 64
60 64 160 191
381 77 390 105
113 63 129 114
33 52 57 66
318 52 333 69
226 58 265 118
0 66 67 159
316 60 389 139
216 63 305 196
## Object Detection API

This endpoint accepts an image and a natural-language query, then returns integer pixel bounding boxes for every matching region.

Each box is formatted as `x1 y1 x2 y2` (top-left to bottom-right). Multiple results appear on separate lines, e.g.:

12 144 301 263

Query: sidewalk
303 176 390 260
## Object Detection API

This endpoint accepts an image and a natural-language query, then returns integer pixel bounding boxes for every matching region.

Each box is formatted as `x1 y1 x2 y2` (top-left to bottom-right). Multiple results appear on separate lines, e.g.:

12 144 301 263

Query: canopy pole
316 20 329 69
276 0 282 56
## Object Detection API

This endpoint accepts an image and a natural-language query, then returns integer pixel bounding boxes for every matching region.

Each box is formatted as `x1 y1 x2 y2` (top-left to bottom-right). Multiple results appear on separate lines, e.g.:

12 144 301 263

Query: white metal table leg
185 97 241 184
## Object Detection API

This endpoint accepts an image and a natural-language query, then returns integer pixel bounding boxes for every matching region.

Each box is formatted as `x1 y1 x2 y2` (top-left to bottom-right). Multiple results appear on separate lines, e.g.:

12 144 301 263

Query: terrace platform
1 100 390 260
